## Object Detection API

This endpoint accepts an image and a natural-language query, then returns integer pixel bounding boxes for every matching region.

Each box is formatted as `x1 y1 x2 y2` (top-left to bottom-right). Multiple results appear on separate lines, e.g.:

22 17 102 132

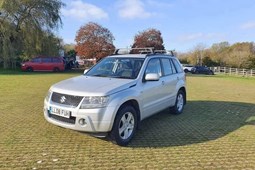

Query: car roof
107 53 176 59
108 48 176 59
108 54 148 58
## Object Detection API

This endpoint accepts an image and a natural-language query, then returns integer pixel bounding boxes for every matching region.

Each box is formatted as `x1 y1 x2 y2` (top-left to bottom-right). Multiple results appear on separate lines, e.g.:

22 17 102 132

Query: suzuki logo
60 96 66 103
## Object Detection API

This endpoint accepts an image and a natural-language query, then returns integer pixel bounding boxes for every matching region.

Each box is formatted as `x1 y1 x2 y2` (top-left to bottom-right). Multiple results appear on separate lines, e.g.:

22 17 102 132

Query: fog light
78 118 87 126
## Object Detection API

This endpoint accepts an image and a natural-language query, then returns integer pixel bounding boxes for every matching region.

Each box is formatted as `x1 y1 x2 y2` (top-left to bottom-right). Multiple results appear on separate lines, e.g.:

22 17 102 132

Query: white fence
210 67 255 77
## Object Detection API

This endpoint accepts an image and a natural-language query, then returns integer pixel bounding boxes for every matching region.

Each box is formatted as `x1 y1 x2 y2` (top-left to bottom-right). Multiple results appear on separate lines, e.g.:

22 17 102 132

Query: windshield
85 57 144 79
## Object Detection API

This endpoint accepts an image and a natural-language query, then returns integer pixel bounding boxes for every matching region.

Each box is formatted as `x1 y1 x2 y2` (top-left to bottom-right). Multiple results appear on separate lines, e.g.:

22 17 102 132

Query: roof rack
154 50 166 54
113 47 175 56
155 50 175 56
113 47 154 55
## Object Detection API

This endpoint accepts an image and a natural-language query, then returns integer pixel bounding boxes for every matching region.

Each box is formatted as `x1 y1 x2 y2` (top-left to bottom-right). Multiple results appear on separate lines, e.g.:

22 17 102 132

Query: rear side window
52 58 61 63
161 58 173 75
170 59 177 74
172 58 183 73
41 58 52 63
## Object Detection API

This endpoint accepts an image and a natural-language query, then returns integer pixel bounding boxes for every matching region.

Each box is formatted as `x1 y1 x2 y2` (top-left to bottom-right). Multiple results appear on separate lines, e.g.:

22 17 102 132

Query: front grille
48 112 76 124
51 92 83 107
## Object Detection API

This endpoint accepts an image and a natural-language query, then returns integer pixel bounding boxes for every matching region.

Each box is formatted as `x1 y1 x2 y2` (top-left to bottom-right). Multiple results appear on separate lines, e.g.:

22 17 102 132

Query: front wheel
170 90 185 115
27 67 33 72
53 67 60 72
110 106 137 146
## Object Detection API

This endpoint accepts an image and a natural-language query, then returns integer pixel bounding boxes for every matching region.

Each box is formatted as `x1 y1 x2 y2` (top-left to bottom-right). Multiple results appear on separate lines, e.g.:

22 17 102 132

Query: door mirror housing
144 73 160 81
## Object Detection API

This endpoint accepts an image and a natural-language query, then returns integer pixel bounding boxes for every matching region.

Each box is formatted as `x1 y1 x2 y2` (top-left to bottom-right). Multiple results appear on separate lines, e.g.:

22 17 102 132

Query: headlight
45 90 52 102
80 96 109 109
21 63 26 67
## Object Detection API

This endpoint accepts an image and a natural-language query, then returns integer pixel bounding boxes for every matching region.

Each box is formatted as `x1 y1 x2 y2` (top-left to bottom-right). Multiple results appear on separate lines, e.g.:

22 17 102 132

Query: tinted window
41 58 52 63
145 58 162 76
52 58 61 63
172 58 183 73
31 58 41 63
170 59 177 74
161 58 173 75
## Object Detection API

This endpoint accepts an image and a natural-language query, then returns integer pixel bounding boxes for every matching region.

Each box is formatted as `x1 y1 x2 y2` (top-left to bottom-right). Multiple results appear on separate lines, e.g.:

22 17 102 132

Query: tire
184 69 188 73
110 105 137 146
170 90 185 115
27 67 33 72
53 67 60 72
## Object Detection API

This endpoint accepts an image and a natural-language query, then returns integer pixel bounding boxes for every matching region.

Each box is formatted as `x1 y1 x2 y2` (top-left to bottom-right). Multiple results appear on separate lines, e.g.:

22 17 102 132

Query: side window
145 58 162 76
172 58 183 73
52 58 61 63
41 58 52 63
170 59 177 74
31 58 41 63
161 58 173 76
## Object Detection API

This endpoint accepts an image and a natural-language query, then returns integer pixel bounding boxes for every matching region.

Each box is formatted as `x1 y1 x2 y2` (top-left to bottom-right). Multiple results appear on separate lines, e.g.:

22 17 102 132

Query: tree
0 0 64 68
225 42 254 68
63 43 76 58
63 44 75 53
75 22 115 61
179 41 255 69
131 28 165 51
211 42 230 66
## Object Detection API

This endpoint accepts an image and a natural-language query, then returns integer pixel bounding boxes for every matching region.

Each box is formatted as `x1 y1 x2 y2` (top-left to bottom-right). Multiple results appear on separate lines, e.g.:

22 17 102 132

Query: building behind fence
210 67 255 77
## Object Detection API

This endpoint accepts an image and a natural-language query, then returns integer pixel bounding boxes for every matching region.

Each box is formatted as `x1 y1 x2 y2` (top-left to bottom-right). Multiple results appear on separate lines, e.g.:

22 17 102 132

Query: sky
59 0 255 52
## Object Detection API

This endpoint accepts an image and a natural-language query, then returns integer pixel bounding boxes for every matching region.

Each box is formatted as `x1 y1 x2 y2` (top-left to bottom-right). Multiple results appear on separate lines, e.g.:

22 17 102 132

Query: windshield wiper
91 74 108 77
111 76 132 79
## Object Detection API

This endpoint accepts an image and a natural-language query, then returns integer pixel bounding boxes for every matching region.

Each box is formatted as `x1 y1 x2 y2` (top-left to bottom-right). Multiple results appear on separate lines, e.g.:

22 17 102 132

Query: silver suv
44 48 186 146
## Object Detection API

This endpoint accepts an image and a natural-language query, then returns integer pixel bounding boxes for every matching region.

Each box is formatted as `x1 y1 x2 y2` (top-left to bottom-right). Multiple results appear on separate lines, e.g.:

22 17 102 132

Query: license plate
50 107 71 118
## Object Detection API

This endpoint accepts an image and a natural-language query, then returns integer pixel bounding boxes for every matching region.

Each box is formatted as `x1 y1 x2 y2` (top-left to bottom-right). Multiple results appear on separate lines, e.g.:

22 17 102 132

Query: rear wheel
110 105 137 146
170 90 185 115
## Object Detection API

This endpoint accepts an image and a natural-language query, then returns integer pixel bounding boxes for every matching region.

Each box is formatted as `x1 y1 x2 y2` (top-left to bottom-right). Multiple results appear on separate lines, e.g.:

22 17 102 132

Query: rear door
160 58 179 107
41 57 52 71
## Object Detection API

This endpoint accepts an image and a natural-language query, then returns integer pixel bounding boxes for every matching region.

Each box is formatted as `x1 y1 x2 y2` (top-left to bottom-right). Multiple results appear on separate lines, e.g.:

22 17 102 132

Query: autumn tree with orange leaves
131 28 165 51
75 22 115 60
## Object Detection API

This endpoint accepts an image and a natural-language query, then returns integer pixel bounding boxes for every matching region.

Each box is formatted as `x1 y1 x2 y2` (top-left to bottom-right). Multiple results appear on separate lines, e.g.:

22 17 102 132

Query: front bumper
43 100 116 133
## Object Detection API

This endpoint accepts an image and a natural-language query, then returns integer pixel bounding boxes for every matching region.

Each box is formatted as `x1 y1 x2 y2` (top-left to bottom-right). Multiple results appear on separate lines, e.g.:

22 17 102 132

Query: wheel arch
116 99 141 128
179 87 186 105
53 67 60 72
26 66 33 72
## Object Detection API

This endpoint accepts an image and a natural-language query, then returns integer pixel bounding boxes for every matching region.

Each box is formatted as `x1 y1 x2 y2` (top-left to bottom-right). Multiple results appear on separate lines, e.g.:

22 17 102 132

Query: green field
0 72 255 169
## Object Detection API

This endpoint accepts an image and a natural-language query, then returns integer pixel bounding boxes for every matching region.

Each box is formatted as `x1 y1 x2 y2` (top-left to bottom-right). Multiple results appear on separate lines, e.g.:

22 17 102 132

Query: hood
50 75 136 96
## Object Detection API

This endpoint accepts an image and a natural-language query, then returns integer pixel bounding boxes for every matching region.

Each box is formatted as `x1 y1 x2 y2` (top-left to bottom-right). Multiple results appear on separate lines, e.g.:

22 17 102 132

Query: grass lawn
0 71 255 169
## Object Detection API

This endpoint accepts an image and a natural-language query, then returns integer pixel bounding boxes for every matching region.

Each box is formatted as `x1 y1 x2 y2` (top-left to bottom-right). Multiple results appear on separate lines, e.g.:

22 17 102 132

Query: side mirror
84 69 89 74
145 73 160 81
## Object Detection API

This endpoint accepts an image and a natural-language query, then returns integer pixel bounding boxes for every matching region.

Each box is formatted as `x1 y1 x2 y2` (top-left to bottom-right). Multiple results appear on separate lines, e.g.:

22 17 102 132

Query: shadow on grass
129 101 255 148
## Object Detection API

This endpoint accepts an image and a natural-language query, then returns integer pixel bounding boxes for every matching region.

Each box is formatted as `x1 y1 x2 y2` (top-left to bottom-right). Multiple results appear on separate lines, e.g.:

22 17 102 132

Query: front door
140 58 166 119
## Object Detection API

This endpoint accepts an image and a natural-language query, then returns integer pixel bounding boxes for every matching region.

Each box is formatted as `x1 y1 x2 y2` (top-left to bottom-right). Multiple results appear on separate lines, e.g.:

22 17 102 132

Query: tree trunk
3 58 9 69
3 38 12 69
